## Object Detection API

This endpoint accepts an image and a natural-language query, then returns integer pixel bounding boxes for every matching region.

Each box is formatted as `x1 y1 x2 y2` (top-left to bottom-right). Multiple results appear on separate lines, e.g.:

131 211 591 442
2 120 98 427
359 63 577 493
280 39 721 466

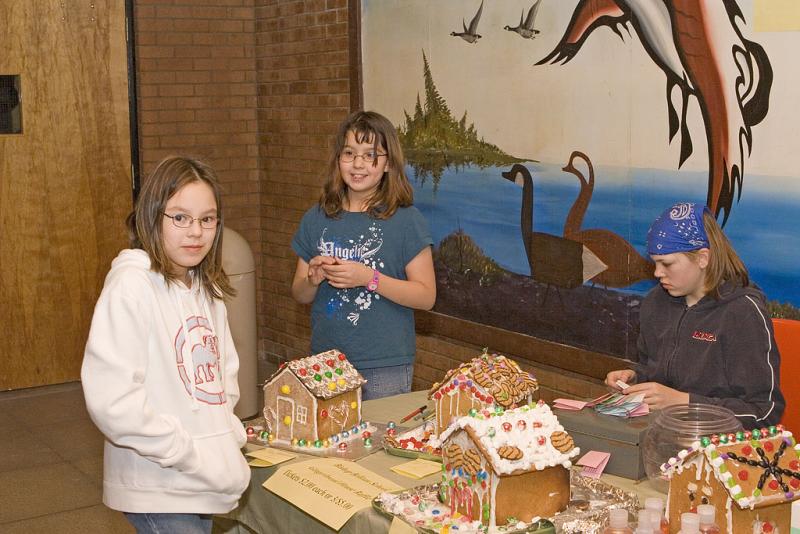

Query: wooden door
0 2 132 389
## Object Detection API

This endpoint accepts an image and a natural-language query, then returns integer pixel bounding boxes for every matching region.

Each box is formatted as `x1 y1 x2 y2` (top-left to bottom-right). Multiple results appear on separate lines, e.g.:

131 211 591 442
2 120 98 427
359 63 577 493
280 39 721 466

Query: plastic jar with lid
641 403 742 493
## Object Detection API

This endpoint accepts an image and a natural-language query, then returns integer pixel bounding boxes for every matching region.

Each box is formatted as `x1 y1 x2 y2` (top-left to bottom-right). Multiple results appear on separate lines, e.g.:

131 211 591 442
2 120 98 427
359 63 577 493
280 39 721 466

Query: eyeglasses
339 148 387 164
163 213 219 229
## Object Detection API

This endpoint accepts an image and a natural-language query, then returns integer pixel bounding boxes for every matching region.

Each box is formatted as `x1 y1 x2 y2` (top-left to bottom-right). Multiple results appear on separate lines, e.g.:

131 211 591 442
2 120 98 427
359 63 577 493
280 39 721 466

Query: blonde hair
319 111 413 219
126 156 234 299
686 211 749 298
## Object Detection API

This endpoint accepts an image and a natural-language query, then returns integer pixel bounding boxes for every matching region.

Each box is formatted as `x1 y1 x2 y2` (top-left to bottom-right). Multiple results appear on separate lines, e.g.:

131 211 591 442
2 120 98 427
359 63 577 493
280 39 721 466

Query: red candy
502 422 512 432
326 359 335 367
338 353 346 361
298 368 307 376
764 441 774 452
763 523 773 533
312 364 320 371
517 420 526 430
537 436 546 446
769 480 779 490
790 460 800 470
742 445 753 456
533 422 542 428
790 479 800 489
738 470 748 481
320 409 328 418
711 435 720 445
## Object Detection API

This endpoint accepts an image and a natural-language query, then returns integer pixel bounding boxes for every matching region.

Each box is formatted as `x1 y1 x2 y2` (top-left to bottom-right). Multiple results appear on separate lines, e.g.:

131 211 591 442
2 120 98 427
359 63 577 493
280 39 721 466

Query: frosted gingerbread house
262 349 366 444
439 401 579 528
429 352 539 438
661 426 800 534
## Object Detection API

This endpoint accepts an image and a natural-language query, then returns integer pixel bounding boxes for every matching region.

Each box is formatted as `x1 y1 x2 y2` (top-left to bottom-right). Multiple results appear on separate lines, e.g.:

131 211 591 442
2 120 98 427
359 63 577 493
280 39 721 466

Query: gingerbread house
661 426 800 534
262 349 366 444
438 400 579 528
429 352 538 438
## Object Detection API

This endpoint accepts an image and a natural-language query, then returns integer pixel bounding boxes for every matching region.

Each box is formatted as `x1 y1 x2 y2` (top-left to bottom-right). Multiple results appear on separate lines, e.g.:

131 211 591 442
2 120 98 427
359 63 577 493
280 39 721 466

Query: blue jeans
359 364 413 401
124 513 212 534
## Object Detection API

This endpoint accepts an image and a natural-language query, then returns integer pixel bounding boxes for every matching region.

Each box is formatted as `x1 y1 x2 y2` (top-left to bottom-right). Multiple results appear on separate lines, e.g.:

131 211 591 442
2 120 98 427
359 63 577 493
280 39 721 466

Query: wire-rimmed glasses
163 213 219 229
339 148 387 164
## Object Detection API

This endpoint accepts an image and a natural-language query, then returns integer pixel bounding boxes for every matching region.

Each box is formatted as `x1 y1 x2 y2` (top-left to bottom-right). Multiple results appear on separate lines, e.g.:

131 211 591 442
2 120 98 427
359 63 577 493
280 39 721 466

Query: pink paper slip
577 450 611 479
627 403 650 417
553 398 587 410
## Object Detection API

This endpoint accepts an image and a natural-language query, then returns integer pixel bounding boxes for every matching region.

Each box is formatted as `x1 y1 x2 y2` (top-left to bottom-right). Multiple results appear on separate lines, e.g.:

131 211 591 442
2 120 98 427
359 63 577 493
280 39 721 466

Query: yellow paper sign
389 516 418 534
755 0 800 31
246 447 297 466
263 458 402 530
389 458 442 479
248 458 274 468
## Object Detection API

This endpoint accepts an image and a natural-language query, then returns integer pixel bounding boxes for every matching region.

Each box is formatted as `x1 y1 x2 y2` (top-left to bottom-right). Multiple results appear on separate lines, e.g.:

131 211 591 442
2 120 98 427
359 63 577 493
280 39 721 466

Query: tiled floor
0 382 134 532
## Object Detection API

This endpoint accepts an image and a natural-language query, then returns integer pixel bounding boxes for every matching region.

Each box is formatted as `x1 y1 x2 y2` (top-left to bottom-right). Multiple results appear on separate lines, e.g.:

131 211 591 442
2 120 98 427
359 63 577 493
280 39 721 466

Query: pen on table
413 407 434 421
400 404 428 423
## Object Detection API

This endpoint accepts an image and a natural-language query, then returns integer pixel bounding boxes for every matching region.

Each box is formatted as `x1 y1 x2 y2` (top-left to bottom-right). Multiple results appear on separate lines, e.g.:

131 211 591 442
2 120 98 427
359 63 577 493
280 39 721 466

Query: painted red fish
537 0 773 224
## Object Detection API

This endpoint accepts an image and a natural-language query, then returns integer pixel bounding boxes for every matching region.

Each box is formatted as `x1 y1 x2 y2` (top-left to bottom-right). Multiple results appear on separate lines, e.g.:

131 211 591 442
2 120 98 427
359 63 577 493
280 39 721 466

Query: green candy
468 408 478 417
335 368 343 375
736 431 745 441
768 425 777 435
700 436 711 447
324 371 332 378
314 374 322 381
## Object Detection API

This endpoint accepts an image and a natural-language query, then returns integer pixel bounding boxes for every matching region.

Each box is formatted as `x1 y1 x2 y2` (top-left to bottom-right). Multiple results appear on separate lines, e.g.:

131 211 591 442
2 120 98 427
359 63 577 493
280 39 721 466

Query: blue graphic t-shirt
292 206 433 369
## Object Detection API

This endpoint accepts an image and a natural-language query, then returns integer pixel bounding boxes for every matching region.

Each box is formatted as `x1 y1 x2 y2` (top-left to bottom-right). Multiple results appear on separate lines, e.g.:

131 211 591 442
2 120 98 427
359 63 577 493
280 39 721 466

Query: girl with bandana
605 202 784 428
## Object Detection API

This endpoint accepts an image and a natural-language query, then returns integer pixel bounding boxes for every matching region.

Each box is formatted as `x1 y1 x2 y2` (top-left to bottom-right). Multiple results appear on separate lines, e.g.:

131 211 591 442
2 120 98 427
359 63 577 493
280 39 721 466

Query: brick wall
133 0 260 253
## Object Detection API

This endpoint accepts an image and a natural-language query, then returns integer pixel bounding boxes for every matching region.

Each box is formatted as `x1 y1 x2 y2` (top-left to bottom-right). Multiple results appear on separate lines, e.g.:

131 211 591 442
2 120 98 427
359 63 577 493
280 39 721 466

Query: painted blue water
409 162 800 306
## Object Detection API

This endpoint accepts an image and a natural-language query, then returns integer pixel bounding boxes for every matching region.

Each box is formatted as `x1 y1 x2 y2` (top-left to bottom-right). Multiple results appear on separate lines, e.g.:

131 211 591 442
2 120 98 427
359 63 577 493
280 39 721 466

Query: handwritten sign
246 447 297 466
263 458 401 530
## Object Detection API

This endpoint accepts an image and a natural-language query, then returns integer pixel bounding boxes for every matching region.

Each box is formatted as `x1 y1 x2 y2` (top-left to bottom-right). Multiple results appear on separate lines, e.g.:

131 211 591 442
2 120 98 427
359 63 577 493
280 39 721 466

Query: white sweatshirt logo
174 316 226 405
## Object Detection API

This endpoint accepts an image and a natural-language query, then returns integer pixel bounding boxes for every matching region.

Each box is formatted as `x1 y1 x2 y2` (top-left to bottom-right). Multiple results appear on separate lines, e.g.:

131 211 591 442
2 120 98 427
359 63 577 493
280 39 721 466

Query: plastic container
636 510 653 533
697 504 721 534
678 512 700 534
642 404 742 493
645 497 669 534
603 508 633 534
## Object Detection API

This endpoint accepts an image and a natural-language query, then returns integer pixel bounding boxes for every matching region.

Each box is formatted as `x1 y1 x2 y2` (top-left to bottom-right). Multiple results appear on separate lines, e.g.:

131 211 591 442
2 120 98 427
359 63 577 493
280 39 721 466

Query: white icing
438 403 579 475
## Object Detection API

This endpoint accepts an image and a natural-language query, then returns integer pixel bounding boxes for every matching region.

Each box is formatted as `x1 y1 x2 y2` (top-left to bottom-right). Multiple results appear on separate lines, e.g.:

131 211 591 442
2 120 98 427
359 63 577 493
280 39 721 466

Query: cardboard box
554 408 653 480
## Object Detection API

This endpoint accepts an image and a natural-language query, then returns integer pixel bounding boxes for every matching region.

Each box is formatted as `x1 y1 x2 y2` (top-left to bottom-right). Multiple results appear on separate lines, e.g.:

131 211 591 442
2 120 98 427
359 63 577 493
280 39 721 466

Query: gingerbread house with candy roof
262 349 366 446
438 400 579 528
661 426 800 534
429 351 539 438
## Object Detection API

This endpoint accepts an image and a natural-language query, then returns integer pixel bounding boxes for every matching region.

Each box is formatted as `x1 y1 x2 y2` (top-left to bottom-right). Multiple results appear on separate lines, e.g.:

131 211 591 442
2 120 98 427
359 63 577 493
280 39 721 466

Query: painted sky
362 0 800 191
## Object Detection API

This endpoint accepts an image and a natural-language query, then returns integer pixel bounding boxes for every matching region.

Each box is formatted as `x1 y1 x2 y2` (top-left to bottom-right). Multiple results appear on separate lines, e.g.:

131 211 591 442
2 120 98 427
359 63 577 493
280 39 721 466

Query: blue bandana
647 202 710 255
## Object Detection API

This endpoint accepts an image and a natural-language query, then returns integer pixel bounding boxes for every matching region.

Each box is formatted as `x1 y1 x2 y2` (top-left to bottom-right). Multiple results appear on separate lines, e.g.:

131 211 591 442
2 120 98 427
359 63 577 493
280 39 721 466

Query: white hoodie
81 249 250 513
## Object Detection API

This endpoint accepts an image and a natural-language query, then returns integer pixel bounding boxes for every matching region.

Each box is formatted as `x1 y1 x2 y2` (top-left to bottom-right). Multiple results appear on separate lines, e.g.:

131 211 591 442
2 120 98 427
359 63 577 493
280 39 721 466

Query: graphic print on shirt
317 224 384 326
174 315 226 405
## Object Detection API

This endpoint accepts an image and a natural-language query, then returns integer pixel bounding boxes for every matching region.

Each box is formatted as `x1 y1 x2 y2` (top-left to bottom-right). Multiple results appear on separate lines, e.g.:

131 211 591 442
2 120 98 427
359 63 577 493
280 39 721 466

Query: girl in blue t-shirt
290 111 436 400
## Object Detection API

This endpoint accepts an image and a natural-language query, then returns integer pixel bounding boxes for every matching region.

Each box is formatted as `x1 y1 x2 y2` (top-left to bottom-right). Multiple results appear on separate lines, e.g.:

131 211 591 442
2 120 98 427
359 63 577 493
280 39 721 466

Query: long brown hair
319 111 413 219
126 156 234 299
688 211 749 298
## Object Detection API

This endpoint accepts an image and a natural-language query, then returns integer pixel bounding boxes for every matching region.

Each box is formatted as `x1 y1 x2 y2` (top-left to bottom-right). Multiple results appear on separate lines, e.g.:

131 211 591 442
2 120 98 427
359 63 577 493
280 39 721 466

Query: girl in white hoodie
82 156 250 533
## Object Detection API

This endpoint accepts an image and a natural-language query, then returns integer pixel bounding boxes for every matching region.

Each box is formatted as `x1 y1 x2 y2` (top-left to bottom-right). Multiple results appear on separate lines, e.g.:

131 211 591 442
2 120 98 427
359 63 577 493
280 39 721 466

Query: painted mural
361 0 800 359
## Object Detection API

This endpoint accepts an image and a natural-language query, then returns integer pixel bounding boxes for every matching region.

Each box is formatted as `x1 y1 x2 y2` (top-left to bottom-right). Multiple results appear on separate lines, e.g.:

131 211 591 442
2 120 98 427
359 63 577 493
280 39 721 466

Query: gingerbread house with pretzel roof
661 426 800 534
438 401 579 528
428 351 539 438
262 349 366 444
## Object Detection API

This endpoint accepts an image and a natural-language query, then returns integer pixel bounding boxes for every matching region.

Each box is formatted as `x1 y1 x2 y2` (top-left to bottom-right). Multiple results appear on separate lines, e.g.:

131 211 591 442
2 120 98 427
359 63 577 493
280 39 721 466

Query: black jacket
636 283 785 428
